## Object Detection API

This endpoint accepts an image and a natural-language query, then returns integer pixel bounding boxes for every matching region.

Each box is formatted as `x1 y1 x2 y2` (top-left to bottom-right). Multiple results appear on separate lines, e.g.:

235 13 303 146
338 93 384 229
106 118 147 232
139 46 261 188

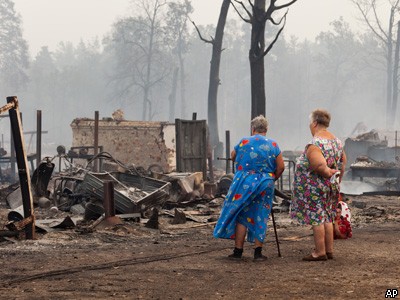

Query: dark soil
0 194 399 299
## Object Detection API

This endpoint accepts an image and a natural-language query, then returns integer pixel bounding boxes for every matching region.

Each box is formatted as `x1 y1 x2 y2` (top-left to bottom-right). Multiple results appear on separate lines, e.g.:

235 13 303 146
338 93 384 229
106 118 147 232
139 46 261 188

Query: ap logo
385 289 398 298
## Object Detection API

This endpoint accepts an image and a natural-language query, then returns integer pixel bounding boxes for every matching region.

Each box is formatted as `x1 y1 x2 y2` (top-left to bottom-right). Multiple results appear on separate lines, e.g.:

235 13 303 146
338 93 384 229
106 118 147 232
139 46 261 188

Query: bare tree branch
190 19 214 44
268 11 286 26
353 0 388 45
268 15 279 25
262 13 287 58
371 0 389 40
234 0 253 19
231 0 252 23
121 33 149 56
275 0 298 10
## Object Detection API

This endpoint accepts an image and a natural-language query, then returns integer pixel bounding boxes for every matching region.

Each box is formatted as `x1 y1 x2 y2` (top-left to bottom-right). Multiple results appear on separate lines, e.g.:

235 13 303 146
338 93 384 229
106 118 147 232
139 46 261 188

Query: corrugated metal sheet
81 172 170 213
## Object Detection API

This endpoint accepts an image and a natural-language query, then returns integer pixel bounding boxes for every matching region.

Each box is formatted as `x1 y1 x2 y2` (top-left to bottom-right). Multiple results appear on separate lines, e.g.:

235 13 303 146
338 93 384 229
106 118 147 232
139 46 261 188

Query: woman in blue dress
213 115 285 261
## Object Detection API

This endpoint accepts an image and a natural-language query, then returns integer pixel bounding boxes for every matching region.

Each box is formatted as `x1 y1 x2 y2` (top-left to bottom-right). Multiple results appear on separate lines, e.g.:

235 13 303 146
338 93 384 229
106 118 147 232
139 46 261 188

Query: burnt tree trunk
179 52 187 119
392 21 400 125
207 0 230 157
386 6 395 127
169 67 179 122
352 0 400 128
249 0 267 119
231 0 296 122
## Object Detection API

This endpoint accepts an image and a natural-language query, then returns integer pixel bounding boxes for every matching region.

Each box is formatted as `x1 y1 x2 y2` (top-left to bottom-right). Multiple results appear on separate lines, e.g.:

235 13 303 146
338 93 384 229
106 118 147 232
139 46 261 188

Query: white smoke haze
1 0 399 195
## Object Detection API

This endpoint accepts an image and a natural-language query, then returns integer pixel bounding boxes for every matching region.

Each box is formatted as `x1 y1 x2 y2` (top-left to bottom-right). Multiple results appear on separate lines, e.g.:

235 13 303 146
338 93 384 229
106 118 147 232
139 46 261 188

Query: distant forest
0 0 395 153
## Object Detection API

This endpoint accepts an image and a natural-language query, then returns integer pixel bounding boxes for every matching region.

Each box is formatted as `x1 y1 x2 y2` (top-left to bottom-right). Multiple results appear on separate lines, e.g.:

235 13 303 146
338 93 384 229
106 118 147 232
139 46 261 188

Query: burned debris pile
0 148 228 239
343 129 400 192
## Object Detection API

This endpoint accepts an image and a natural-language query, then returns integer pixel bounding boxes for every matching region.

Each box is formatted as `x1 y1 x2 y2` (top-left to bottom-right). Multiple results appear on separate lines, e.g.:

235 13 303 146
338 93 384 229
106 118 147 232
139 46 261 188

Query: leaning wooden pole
36 110 42 166
6 96 35 239
93 111 99 172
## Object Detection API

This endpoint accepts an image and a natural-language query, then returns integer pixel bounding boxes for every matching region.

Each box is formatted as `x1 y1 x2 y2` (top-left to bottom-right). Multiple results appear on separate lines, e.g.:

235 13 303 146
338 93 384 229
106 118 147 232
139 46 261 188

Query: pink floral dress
290 137 344 225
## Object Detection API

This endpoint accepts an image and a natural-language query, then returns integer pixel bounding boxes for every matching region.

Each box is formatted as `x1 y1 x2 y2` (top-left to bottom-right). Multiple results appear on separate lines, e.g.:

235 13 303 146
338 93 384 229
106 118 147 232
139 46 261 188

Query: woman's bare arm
306 145 339 178
275 153 285 180
231 149 236 162
339 151 347 183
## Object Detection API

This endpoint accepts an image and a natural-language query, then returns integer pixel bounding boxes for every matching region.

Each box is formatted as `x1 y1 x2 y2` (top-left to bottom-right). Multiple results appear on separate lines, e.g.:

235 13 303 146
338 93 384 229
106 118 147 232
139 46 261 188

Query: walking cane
270 196 281 257
272 188 291 257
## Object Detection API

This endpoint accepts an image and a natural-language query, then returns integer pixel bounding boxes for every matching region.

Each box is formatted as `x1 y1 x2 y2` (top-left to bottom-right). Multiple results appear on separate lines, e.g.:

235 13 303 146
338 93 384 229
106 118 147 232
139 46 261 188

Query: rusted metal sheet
34 216 80 232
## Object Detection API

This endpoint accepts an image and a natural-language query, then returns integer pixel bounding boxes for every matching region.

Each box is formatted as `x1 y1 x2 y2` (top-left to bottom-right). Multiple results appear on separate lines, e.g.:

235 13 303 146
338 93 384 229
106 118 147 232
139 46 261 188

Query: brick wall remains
70 119 176 173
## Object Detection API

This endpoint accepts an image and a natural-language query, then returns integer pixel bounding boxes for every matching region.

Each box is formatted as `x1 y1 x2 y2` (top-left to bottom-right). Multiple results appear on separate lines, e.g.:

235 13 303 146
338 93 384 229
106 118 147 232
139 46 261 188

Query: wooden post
10 125 15 182
36 110 42 167
94 111 99 172
175 119 182 172
103 181 115 219
207 126 214 183
225 130 231 174
202 121 207 181
6 96 35 239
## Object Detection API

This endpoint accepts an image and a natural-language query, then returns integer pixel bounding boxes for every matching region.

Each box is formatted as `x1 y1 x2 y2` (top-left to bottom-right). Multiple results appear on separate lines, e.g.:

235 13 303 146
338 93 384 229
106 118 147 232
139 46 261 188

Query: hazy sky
14 0 360 57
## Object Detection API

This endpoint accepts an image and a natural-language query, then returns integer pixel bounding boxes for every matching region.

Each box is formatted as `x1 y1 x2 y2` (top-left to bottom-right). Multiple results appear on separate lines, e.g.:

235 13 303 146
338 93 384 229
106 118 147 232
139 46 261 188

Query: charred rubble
0 140 253 239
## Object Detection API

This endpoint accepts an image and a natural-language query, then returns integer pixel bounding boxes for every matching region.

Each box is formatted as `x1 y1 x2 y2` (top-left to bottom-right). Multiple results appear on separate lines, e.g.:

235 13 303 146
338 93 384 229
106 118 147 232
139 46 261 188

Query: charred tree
232 0 297 119
166 0 193 119
353 0 400 127
250 1 267 119
192 0 231 159
169 67 179 122
392 21 400 124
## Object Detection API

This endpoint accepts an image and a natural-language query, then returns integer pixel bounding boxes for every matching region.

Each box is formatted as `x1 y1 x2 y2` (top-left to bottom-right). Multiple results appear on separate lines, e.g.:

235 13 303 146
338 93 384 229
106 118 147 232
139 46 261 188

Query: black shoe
253 254 268 261
253 247 267 261
228 247 243 259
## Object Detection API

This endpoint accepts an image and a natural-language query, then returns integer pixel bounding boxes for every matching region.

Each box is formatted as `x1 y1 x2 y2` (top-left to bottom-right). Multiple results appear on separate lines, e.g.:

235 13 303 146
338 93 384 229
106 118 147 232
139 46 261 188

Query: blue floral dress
290 137 344 225
213 135 281 243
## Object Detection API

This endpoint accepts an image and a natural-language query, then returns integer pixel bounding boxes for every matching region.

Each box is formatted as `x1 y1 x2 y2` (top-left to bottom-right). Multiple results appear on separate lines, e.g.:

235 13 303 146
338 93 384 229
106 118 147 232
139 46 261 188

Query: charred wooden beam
5 96 35 239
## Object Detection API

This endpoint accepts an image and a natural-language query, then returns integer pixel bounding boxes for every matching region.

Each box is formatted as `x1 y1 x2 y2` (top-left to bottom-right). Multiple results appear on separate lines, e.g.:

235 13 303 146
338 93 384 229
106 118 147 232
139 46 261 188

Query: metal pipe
103 180 115 219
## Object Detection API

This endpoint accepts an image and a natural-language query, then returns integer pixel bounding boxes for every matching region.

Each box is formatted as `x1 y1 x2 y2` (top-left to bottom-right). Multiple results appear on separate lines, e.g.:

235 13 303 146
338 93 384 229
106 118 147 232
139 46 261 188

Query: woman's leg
254 239 263 248
312 224 326 256
234 223 247 249
253 238 267 261
324 222 334 253
228 223 246 258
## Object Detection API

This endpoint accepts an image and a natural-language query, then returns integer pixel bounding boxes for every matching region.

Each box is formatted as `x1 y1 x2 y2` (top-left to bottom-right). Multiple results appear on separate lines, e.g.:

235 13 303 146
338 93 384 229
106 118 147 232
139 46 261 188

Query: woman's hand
306 145 338 178
326 167 340 179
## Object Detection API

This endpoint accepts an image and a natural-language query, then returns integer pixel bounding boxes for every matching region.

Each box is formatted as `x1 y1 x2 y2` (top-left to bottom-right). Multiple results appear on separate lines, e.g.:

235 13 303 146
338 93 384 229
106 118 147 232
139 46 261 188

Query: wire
84 151 144 176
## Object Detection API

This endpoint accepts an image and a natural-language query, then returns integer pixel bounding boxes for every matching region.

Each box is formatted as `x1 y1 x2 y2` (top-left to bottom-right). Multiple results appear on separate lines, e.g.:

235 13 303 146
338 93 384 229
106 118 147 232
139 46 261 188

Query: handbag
333 196 352 239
